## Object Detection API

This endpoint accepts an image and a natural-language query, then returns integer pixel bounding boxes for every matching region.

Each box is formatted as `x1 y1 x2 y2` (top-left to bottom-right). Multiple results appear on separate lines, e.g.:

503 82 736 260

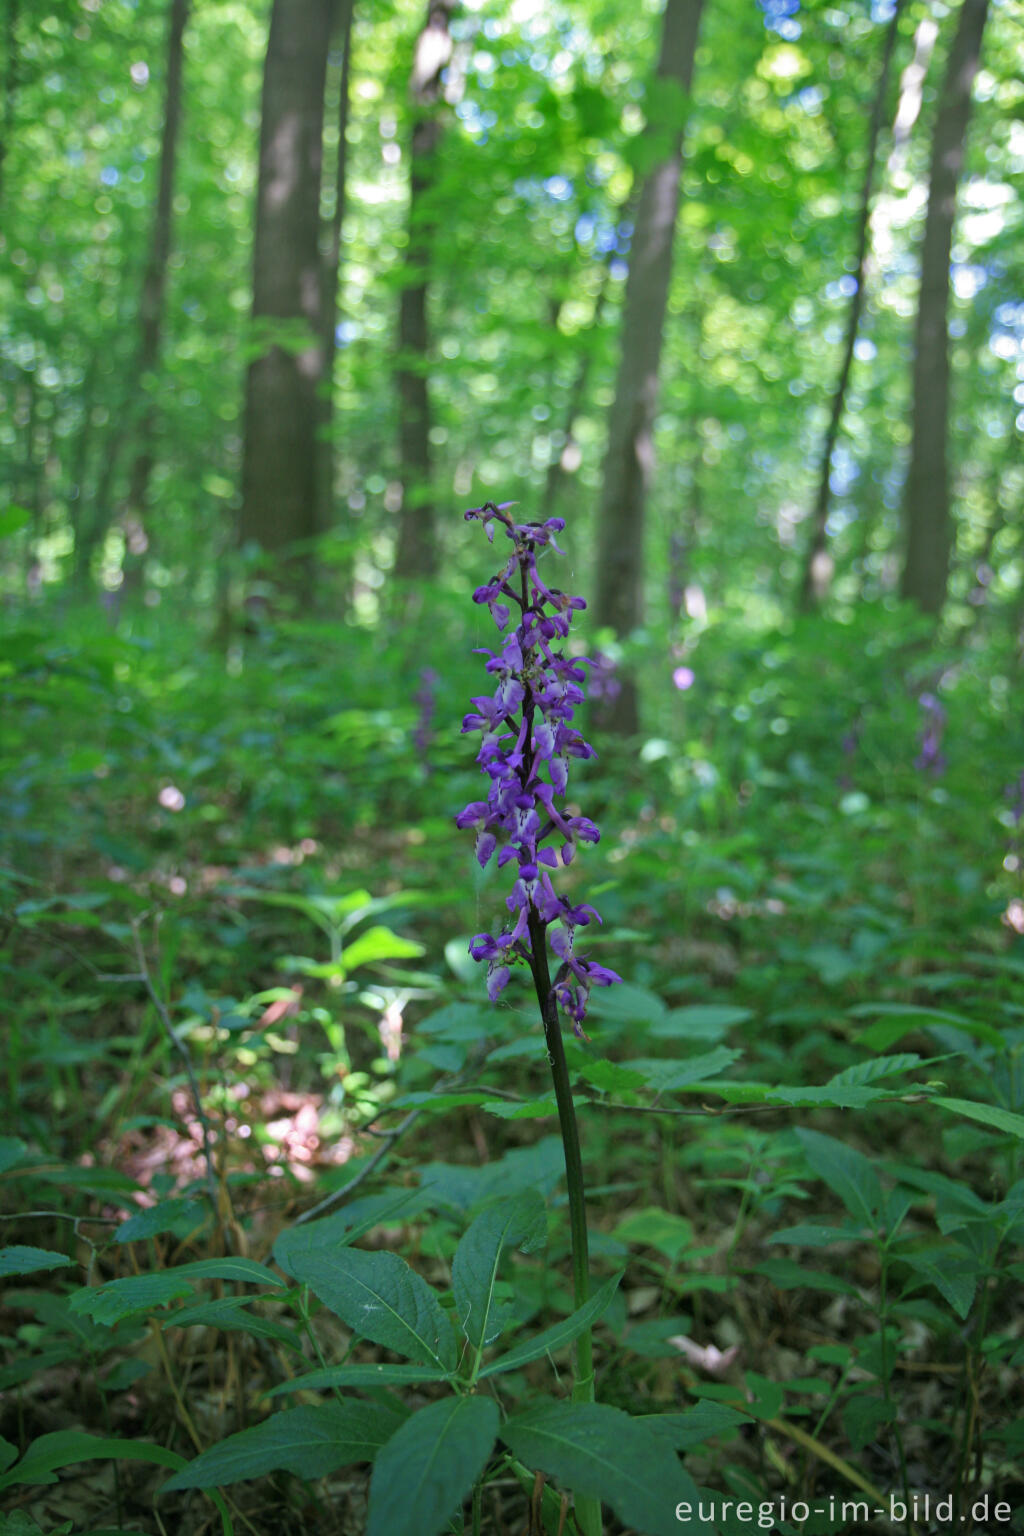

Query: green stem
527 907 601 1536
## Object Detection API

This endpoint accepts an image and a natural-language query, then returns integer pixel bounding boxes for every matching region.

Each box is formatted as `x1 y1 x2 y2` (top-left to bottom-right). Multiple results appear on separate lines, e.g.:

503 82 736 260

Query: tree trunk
592 0 705 734
392 0 455 581
240 0 335 600
900 0 989 615
121 0 190 583
0 0 19 205
314 0 355 543
798 0 903 612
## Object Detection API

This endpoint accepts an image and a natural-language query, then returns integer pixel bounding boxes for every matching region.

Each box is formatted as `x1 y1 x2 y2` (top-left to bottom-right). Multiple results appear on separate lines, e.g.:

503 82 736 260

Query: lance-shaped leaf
0 1247 74 1279
267 1362 451 1398
479 1272 621 1378
69 1257 284 1326
287 1245 456 1371
367 1394 499 1536
499 1402 711 1536
161 1401 404 1491
452 1190 546 1351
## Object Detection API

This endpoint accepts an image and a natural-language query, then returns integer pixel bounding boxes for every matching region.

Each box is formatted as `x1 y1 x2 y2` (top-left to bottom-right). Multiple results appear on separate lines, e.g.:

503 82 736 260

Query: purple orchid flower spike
457 501 620 1037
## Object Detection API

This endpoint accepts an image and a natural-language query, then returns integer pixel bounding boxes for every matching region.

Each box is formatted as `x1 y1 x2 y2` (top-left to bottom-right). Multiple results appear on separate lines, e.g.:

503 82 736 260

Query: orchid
457 501 620 1035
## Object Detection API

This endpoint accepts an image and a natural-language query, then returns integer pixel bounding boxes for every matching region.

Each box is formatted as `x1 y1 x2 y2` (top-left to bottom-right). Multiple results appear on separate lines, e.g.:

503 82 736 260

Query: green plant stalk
527 908 601 1536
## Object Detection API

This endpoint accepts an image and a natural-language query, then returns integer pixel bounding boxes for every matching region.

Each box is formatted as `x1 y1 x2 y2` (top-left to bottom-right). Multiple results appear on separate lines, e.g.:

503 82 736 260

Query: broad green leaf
479 1273 621 1378
499 1402 708 1536
648 1004 752 1040
69 1257 284 1325
481 1096 559 1119
165 1296 303 1351
898 1249 978 1319
452 1190 546 1351
161 1402 402 1491
768 1223 859 1248
571 1057 648 1093
366 1394 499 1536
267 1362 450 1398
0 1138 27 1175
0 1436 17 1473
795 1128 881 1226
767 1084 884 1109
630 1049 741 1090
753 1259 859 1296
286 1245 456 1371
612 1207 693 1262
841 1394 893 1452
343 925 425 971
0 1247 73 1278
273 1190 426 1278
116 1199 207 1243
419 1137 564 1212
0 505 31 538
828 1054 921 1087
850 1004 1005 1051
586 984 667 1027
935 1098 1024 1141
639 1403 747 1450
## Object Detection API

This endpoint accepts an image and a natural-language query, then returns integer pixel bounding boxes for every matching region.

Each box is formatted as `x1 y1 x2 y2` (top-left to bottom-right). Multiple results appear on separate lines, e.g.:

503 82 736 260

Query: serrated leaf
115 1199 207 1243
162 1401 402 1491
586 984 667 1027
841 1394 893 1452
572 1057 649 1093
828 1054 921 1087
479 1273 621 1378
0 1247 73 1278
767 1083 884 1108
165 1296 303 1351
795 1128 881 1226
898 1249 979 1319
453 1191 546 1352
366 1394 498 1536
638 1402 747 1449
935 1097 1024 1141
630 1049 741 1090
499 1402 708 1536
286 1245 455 1370
69 1257 284 1325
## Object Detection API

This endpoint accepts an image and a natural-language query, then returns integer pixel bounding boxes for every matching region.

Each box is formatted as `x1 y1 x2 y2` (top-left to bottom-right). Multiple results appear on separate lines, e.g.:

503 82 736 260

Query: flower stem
527 907 602 1536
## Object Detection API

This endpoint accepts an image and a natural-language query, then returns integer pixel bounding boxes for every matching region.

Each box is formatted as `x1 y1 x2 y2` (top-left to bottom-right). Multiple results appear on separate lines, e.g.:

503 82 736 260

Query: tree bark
392 0 456 581
900 0 989 615
122 0 190 574
314 0 355 542
240 0 335 599
592 0 704 733
798 0 903 612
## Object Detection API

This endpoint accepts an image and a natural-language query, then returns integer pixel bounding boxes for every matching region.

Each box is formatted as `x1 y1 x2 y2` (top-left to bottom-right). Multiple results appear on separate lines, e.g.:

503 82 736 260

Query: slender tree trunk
798 0 903 611
592 0 705 733
314 0 355 542
0 0 18 206
240 0 335 599
901 0 989 615
392 0 455 581
121 0 190 583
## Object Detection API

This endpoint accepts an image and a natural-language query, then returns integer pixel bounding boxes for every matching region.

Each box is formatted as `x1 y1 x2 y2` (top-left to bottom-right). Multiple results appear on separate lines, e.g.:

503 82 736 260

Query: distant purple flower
914 692 947 777
457 502 620 1035
586 651 621 703
672 666 695 692
1006 772 1024 830
413 667 439 760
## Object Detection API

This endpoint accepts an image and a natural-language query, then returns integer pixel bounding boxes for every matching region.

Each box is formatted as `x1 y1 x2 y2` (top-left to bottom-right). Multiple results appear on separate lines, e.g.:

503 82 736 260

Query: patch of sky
544 175 573 202
759 0 802 39
798 85 823 115
951 264 987 301
335 320 360 348
853 337 876 363
100 166 120 186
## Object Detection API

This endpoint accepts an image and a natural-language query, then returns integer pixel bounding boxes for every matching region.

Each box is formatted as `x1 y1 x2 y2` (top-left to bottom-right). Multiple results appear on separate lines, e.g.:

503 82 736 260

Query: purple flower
457 502 620 1035
914 692 947 777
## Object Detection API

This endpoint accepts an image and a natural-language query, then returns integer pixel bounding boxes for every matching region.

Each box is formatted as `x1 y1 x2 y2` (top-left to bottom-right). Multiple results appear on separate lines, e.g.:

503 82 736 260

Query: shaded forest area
2 0 1024 1532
